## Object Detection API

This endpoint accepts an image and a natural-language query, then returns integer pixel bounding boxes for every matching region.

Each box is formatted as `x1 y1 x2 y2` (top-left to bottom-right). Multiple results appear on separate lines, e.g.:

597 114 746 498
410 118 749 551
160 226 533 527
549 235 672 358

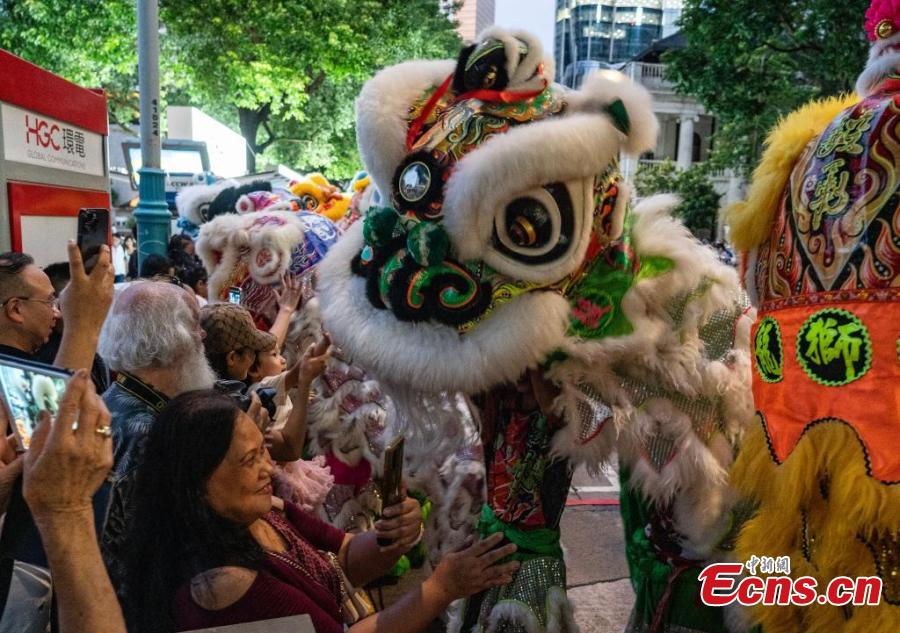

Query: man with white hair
99 281 217 477
97 281 217 580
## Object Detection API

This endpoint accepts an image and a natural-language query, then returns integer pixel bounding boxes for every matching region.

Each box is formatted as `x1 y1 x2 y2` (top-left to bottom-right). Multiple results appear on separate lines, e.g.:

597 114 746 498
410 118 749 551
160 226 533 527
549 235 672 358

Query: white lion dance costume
728 2 900 631
315 29 753 632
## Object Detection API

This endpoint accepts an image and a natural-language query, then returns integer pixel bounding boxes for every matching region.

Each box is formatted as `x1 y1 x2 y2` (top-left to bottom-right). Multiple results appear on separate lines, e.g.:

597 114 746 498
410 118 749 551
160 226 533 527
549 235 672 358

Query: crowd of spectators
0 233 519 633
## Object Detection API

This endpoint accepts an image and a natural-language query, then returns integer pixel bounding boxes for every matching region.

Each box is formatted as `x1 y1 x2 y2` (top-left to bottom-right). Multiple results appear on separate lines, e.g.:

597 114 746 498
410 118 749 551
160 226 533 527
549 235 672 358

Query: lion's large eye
299 194 318 211
198 202 211 223
492 183 574 264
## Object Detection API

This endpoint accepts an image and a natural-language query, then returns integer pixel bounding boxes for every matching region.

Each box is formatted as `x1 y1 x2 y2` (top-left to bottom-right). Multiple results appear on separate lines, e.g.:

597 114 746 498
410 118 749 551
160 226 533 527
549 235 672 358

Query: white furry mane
856 32 900 97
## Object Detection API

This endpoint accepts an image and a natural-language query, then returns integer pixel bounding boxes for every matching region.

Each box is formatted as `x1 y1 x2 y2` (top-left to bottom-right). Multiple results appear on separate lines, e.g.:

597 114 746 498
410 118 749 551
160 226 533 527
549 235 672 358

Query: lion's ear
355 59 456 201
566 70 659 156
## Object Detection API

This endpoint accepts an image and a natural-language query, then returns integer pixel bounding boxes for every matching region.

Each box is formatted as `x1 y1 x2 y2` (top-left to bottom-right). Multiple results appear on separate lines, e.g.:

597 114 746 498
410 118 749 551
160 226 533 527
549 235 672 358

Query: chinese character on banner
775 556 791 574
74 131 85 158
759 556 776 574
745 555 761 575
62 128 75 155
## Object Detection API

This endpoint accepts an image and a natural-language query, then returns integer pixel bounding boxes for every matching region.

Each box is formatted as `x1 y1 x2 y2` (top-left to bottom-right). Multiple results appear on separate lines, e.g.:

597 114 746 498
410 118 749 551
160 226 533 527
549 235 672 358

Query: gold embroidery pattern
816 108 874 158
808 158 850 231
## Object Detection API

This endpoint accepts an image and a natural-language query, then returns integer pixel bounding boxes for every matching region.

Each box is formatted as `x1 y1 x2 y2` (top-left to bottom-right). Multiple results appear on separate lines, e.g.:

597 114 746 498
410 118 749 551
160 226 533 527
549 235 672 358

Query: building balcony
623 62 674 93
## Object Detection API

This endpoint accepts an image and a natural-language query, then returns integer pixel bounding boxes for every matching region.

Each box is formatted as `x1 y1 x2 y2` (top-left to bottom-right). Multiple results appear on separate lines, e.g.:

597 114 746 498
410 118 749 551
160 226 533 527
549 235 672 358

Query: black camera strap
115 372 168 412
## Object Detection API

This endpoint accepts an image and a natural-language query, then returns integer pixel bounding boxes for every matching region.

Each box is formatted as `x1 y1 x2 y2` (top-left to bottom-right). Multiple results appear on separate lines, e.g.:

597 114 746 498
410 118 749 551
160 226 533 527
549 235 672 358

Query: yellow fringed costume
728 77 900 632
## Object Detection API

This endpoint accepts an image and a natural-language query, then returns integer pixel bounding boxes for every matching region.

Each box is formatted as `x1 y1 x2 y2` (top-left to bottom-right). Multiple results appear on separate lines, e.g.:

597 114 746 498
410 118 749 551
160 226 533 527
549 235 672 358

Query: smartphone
377 436 405 546
228 286 242 304
77 208 110 273
0 355 72 450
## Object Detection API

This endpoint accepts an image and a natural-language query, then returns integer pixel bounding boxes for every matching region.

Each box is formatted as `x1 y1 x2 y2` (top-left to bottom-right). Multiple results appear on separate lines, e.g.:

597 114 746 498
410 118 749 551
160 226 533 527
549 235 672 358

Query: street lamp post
133 0 169 269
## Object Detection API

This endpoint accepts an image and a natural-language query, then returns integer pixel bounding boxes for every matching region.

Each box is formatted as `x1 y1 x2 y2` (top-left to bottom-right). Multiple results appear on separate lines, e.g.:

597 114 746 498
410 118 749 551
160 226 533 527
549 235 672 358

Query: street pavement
563 463 634 633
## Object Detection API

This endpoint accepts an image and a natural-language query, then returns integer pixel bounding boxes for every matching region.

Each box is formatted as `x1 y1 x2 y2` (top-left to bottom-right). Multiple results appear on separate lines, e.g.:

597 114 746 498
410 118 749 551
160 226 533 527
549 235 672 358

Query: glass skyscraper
555 0 682 86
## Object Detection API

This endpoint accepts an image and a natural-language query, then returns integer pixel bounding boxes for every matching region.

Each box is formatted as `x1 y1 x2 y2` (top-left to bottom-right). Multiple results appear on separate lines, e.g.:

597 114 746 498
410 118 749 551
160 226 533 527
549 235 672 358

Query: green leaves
0 0 139 127
634 160 721 239
665 0 870 174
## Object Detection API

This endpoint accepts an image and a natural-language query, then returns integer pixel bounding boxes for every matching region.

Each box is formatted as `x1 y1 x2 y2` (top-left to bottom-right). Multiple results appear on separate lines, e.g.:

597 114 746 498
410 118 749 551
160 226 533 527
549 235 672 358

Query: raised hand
294 333 331 388
375 484 422 553
274 272 303 315
22 370 113 518
54 241 114 371
60 240 114 334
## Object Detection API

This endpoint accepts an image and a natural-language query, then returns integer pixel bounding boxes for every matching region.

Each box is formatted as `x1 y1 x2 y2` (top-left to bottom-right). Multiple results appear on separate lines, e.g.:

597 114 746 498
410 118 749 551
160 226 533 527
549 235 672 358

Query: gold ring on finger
95 425 113 438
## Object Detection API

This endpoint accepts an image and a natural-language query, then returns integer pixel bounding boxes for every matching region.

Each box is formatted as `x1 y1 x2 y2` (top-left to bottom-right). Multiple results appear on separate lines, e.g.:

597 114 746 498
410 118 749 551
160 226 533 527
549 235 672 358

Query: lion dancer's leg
459 379 577 633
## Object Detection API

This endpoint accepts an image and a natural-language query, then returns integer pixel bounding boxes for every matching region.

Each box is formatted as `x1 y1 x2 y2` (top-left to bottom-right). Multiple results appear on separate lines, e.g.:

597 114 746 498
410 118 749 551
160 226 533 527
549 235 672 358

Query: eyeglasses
1 295 59 309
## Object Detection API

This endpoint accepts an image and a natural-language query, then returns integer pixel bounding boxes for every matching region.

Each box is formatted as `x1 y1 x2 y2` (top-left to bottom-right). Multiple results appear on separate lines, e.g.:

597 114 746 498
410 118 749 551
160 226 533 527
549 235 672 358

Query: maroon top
173 503 347 633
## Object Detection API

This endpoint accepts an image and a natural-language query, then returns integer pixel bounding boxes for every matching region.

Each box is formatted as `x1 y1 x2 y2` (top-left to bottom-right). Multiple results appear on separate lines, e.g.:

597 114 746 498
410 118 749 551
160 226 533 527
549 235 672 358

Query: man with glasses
0 252 60 359
0 245 114 370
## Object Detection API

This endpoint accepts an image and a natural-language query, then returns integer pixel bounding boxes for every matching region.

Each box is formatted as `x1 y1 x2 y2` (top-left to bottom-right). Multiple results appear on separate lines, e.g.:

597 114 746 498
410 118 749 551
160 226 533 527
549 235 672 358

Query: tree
159 0 460 173
0 0 141 128
0 0 460 176
634 160 721 239
665 0 870 173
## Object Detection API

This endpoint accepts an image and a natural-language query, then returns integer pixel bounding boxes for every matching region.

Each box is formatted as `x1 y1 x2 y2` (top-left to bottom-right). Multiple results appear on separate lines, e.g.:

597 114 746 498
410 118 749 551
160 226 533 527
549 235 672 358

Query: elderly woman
120 390 518 633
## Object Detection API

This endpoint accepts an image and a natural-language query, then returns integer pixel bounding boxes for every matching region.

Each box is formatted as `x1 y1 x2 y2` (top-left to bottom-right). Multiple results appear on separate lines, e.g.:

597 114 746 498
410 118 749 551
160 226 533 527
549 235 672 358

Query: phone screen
228 286 242 305
0 356 72 450
77 208 110 272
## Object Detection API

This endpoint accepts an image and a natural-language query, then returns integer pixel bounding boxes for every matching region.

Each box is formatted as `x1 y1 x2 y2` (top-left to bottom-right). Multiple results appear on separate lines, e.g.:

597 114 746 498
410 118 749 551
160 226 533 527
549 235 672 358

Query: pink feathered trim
272 456 335 513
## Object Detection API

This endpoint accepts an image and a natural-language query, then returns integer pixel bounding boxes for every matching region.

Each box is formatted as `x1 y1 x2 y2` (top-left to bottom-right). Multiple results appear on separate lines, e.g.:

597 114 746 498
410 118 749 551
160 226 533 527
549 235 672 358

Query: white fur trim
197 210 305 301
484 602 541 633
550 195 742 405
175 179 238 226
546 194 753 558
197 212 246 299
545 586 579 633
356 59 456 201
316 220 572 394
857 32 900 97
549 382 619 470
475 585 578 633
445 601 466 633
723 601 756 633
566 70 659 156
618 398 728 505
443 113 621 265
609 180 629 241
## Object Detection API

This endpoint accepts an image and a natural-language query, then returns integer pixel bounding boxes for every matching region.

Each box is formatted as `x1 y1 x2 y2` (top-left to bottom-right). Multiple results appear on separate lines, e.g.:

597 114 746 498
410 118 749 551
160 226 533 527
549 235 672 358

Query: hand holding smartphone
377 436 405 547
76 208 110 274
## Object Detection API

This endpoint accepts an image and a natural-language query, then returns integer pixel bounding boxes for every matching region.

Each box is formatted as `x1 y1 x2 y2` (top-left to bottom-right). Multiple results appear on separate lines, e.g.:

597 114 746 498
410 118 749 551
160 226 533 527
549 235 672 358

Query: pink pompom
866 0 900 41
